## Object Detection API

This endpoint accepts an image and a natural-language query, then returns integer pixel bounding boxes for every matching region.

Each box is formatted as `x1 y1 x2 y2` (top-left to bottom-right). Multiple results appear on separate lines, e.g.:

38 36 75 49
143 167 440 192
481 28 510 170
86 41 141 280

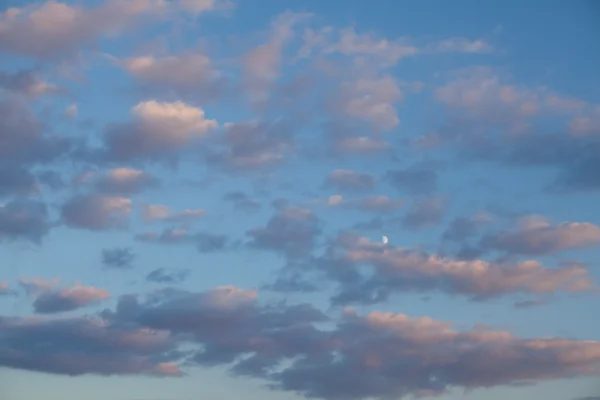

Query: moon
382 235 388 244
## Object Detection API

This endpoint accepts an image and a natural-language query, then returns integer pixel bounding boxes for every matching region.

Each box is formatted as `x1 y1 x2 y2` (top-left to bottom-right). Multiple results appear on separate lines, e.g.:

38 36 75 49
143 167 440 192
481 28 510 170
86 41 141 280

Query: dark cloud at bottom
1 286 599 400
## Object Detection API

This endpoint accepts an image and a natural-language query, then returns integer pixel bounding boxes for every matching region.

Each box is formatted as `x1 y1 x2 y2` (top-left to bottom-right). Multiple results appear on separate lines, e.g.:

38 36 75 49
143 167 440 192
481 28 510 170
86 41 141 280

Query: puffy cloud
326 194 404 213
306 233 596 305
335 76 402 130
247 207 322 257
402 196 447 229
481 216 600 256
33 284 110 314
243 11 311 105
99 100 217 163
386 165 438 195
118 52 224 99
0 314 182 376
272 309 600 399
0 0 225 60
101 247 135 270
141 204 205 224
146 268 190 284
94 168 160 195
61 194 131 231
0 98 71 168
0 199 50 243
136 228 229 253
207 121 293 171
2 285 600 397
325 169 376 192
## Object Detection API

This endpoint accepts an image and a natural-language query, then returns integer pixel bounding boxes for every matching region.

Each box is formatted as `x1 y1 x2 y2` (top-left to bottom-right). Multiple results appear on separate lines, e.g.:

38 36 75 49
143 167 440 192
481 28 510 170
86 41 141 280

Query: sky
1 1 600 400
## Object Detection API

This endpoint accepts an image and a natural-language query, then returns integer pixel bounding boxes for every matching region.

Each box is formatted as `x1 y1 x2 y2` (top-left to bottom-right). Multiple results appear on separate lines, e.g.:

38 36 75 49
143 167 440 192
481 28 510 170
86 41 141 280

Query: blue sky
1 1 600 400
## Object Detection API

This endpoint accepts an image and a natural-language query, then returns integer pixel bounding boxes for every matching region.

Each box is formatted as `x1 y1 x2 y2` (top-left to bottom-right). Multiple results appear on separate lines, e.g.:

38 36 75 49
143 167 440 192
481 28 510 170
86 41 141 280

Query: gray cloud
0 199 50 243
386 165 437 195
146 268 191 284
247 207 322 258
324 169 376 192
33 284 110 314
480 216 600 257
136 228 231 253
402 196 447 229
61 194 131 231
102 247 136 269
223 192 261 213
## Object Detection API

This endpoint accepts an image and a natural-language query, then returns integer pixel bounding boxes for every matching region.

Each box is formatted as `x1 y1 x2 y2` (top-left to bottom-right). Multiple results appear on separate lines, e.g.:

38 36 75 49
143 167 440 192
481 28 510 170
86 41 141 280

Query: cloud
305 233 597 305
223 192 261 212
326 194 404 213
2 284 600 397
247 207 322 257
146 268 190 284
0 167 38 197
243 11 311 105
333 135 391 155
0 199 50 243
402 196 447 229
101 247 136 270
19 277 60 296
141 204 205 224
118 51 224 100
136 228 229 253
0 0 225 60
0 314 182 376
272 308 600 399
425 37 493 53
99 100 217 163
335 75 403 130
442 212 494 242
0 281 16 296
0 68 62 97
324 169 376 192
61 194 131 231
33 283 110 314
95 168 160 195
0 98 71 168
207 120 293 171
480 215 600 256
386 165 438 195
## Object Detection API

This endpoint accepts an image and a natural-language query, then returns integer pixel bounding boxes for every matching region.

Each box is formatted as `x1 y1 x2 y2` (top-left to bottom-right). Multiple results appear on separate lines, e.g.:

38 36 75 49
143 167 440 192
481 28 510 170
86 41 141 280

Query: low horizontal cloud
2 286 600 399
325 194 404 213
480 215 600 256
146 268 191 284
136 228 230 253
33 284 110 314
386 165 438 195
141 204 205 224
302 233 597 305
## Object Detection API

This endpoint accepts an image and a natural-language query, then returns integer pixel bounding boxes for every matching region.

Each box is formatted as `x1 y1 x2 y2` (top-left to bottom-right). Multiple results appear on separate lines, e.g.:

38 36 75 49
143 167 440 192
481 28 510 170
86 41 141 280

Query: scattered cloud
0 199 50 243
146 268 190 284
33 283 110 314
324 169 376 192
481 216 600 256
141 204 205 224
402 196 447 229
61 194 132 231
101 247 136 270
95 168 160 195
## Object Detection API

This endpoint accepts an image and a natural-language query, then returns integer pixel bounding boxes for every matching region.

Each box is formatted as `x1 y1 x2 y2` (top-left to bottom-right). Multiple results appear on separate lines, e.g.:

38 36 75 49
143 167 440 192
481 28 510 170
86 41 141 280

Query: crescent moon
382 236 388 244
